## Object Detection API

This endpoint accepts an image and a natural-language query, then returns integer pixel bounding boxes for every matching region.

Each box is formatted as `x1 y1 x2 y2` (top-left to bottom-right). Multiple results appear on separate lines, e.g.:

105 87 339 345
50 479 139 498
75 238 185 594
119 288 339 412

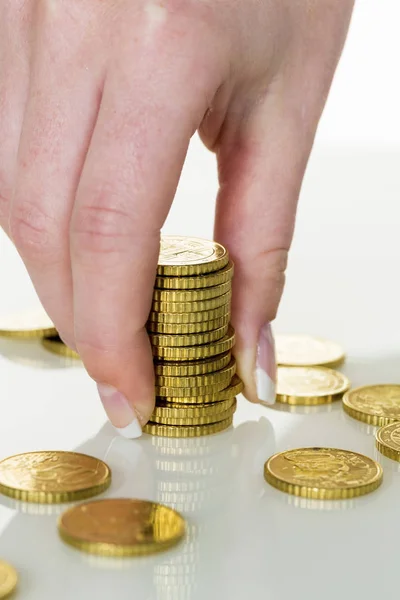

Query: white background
0 1 399 598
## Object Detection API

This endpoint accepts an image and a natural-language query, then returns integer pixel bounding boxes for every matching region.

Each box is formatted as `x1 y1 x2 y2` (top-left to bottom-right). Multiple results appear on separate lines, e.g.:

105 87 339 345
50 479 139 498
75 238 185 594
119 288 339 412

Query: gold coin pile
145 236 243 437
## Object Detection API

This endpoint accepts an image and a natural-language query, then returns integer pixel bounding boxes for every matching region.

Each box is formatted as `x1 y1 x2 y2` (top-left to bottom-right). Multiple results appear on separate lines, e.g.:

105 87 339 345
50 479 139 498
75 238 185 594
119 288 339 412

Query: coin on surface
159 374 244 404
157 236 229 276
155 262 233 289
147 313 230 335
41 335 80 360
155 358 236 389
152 291 231 314
0 309 56 338
342 385 400 426
376 422 400 462
0 560 17 599
264 448 383 500
58 498 185 556
276 366 350 405
148 304 229 324
151 400 236 426
149 324 228 348
276 334 345 368
152 397 236 420
0 451 111 504
152 326 235 360
154 352 231 377
143 417 233 438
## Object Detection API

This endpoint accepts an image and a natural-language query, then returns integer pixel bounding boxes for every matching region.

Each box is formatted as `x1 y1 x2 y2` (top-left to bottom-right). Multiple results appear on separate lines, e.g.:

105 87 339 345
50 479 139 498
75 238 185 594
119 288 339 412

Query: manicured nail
256 323 276 404
97 384 142 439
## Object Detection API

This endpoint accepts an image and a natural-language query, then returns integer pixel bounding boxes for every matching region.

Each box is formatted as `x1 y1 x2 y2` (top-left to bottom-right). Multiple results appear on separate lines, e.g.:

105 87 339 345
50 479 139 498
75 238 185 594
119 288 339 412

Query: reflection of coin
41 335 80 360
152 326 235 360
0 451 111 504
276 335 345 368
0 560 18 598
143 417 233 438
343 385 400 426
157 236 228 276
0 309 56 338
155 262 233 289
58 498 185 556
264 448 383 500
276 366 350 405
376 422 400 462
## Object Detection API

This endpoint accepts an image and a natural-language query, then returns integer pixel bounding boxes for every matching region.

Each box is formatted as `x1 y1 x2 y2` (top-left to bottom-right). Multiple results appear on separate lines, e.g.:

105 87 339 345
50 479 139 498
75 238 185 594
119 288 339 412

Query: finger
71 58 218 436
9 5 103 344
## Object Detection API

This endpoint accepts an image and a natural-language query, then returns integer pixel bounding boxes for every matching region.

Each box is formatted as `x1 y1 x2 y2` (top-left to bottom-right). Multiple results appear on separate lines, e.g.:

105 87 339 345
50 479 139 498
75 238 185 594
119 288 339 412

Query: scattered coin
376 422 400 462
41 335 80 360
276 334 345 368
264 447 383 500
58 498 186 556
276 366 350 405
157 236 229 276
0 309 56 338
0 451 111 504
0 560 18 599
143 417 233 438
155 261 234 289
342 385 400 426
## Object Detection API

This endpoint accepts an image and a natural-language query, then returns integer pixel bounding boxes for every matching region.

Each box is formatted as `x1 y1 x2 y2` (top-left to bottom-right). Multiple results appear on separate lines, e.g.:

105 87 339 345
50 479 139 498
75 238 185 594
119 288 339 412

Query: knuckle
9 197 59 262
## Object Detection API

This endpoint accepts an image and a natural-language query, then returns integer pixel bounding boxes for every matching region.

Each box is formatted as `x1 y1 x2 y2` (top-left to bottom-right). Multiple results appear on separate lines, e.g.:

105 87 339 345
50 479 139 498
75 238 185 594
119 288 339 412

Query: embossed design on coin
0 451 111 503
58 498 186 556
157 236 228 275
343 384 400 426
376 422 400 462
0 560 18 599
264 448 383 499
277 366 350 405
276 335 345 367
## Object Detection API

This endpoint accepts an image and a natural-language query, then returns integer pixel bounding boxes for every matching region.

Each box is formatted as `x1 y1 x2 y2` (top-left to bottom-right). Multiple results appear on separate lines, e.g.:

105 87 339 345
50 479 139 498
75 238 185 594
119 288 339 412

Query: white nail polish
256 366 276 404
114 418 142 439
256 323 276 404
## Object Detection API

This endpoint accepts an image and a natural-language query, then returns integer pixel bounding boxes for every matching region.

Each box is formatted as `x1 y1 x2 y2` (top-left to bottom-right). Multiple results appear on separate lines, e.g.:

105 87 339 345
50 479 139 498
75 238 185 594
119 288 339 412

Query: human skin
0 0 354 436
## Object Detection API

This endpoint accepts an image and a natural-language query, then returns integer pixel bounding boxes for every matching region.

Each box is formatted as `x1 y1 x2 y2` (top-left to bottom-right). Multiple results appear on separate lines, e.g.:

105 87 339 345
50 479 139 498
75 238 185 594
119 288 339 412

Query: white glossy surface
0 2 400 598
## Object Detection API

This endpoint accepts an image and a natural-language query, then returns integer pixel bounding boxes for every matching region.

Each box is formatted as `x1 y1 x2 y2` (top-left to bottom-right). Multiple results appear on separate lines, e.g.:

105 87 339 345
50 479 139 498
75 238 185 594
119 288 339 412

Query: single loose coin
152 279 231 303
41 335 80 360
276 334 345 368
58 498 185 556
151 401 236 426
152 326 235 360
147 313 230 335
154 352 231 377
264 448 383 500
159 374 244 404
152 291 231 314
0 451 111 504
155 262 234 289
148 304 230 324
143 417 233 438
152 397 236 420
376 423 400 462
155 358 236 388
157 236 229 276
342 385 400 426
149 324 228 348
0 560 17 599
0 309 56 338
276 366 350 405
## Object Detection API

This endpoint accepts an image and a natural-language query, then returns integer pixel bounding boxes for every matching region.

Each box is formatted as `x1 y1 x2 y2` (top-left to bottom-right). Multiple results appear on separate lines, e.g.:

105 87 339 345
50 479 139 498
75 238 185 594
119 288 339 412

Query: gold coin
0 451 111 504
152 291 231 314
154 352 231 377
155 358 236 388
276 334 345 368
155 262 234 289
155 377 231 398
157 236 229 276
41 335 80 360
149 324 228 348
147 313 230 335
158 374 244 404
152 397 236 420
151 400 236 426
148 304 229 324
58 498 185 556
264 448 383 500
152 280 231 303
0 560 17 599
342 385 400 426
152 326 235 360
0 309 56 338
376 422 400 462
276 366 350 405
143 416 233 437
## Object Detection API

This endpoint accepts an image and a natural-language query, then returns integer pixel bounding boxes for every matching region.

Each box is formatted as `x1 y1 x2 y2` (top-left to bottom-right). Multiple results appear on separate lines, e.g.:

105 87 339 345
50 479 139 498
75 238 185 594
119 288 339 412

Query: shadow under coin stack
144 236 244 438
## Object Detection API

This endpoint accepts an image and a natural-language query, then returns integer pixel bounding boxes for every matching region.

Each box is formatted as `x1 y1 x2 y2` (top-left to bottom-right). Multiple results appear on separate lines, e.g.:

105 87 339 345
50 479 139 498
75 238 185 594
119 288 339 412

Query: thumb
214 93 320 404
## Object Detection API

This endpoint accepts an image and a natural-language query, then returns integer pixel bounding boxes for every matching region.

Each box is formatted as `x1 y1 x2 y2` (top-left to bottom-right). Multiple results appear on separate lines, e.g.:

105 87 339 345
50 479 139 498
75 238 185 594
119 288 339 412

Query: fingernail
256 323 276 404
97 384 142 439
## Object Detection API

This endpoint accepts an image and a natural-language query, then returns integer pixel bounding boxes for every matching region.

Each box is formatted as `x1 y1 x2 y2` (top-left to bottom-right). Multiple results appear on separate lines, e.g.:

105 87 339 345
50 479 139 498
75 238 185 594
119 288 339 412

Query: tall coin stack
144 236 244 438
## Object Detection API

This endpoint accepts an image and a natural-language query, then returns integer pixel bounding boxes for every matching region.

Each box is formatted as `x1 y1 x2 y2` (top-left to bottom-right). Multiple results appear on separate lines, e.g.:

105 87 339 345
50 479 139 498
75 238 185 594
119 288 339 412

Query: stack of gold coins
144 235 244 438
